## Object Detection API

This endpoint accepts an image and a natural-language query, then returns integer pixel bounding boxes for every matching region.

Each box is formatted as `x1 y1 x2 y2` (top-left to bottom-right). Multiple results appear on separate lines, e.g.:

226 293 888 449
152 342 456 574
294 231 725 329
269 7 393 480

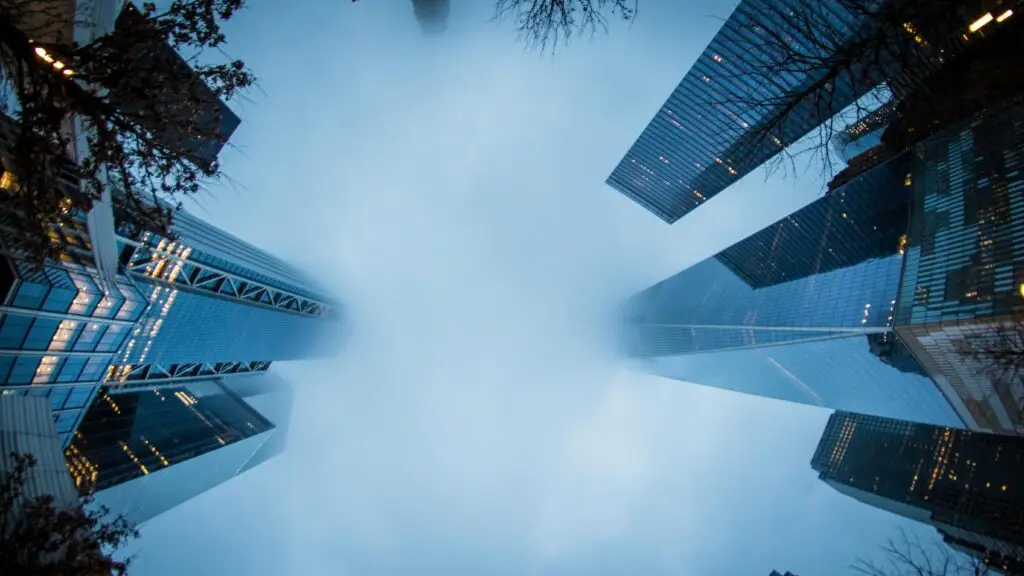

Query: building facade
605 0 882 223
67 373 285 526
621 152 963 427
894 105 1024 437
1 214 151 446
812 411 1024 573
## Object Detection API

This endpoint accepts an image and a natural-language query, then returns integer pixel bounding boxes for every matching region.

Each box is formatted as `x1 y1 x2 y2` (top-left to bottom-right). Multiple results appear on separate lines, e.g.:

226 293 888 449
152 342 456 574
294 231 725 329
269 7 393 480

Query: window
73 323 107 352
48 321 81 351
11 282 50 310
6 356 41 385
41 286 76 314
48 387 72 411
95 324 129 353
32 355 62 384
0 315 32 348
54 412 77 434
21 319 60 351
68 274 100 316
92 295 123 319
79 357 110 381
63 386 94 410
56 357 87 383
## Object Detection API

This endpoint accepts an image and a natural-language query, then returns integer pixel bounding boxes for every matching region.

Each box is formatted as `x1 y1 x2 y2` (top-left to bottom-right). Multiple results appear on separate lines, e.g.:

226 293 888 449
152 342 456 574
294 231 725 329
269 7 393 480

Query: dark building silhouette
768 571 799 576
812 411 1024 573
411 0 450 35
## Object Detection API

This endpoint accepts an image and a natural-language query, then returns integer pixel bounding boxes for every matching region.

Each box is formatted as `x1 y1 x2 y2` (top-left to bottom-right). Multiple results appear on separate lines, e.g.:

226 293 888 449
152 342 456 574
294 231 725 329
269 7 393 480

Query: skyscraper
621 151 963 427
60 208 334 524
66 370 293 526
812 411 1024 573
894 105 1024 436
605 0 883 224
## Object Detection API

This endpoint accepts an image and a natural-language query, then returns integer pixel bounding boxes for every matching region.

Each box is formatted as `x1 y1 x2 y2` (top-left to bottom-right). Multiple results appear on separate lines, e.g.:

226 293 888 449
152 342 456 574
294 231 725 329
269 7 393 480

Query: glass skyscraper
66 372 289 526
605 0 882 224
812 411 1024 573
622 152 963 427
1 211 151 446
894 105 1024 437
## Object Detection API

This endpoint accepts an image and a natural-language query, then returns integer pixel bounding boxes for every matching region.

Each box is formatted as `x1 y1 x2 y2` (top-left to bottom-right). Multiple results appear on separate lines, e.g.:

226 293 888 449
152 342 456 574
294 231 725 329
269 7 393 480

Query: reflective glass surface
625 157 911 357
894 106 1024 435
67 378 272 493
647 333 963 427
605 0 873 223
119 282 329 365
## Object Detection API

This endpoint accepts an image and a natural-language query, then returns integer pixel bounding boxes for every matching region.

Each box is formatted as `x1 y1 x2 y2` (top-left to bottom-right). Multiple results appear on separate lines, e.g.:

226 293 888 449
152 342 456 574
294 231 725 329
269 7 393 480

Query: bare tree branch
852 528 996 576
492 0 637 53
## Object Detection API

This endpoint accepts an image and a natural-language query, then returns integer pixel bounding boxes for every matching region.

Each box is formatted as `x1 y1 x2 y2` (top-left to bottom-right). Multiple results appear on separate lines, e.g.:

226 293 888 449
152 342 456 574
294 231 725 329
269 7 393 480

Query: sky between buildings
123 1 937 574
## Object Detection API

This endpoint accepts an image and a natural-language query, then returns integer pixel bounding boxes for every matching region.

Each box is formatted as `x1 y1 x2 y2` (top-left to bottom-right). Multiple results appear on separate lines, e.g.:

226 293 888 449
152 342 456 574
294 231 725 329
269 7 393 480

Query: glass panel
7 356 40 385
57 357 88 383
73 323 107 352
54 411 78 434
32 355 63 384
48 387 72 410
63 385 95 410
79 357 110 381
11 282 50 310
21 318 60 351
48 320 81 351
68 274 100 316
0 315 32 348
95 324 130 353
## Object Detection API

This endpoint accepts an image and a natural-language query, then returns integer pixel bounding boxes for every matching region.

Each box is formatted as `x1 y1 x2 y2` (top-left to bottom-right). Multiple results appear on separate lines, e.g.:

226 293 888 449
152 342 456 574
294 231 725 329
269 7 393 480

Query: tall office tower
65 372 291 526
59 209 335 522
0 0 251 447
894 105 1024 437
811 411 1024 574
605 0 886 224
621 149 962 427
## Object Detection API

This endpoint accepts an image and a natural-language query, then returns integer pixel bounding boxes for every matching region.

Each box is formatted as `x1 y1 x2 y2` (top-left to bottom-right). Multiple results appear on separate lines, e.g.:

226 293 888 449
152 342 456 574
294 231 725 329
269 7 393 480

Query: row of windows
1 384 96 413
0 314 131 354
5 274 146 322
0 354 111 386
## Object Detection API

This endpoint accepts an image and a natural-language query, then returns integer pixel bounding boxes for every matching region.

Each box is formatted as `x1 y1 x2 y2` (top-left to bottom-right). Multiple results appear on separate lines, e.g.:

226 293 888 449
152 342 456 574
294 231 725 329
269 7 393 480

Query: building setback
620 149 962 427
812 411 1024 574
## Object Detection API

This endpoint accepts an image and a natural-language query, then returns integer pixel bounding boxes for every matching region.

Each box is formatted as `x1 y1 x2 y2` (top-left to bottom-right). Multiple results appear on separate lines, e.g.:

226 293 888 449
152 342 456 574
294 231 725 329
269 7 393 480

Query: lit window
995 9 1012 23
711 54 722 63
969 13 993 32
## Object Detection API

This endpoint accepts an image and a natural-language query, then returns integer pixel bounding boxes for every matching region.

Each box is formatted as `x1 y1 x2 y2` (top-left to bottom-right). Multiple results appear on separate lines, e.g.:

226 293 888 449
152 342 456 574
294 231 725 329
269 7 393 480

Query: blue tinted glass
57 356 88 382
22 318 60 351
0 315 32 348
64 385 97 410
48 387 72 410
12 282 50 310
7 356 40 385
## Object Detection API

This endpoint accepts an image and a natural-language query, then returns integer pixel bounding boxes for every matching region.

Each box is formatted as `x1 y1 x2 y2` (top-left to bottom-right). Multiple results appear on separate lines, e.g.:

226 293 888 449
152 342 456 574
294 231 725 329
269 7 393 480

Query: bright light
62 69 74 77
969 12 994 32
1019 282 1024 298
33 46 54 63
996 9 1013 22
52 61 64 70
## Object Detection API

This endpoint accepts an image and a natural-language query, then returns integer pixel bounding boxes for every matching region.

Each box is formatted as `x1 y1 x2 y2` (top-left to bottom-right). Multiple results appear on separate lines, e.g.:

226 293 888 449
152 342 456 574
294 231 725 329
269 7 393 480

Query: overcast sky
124 1 936 574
